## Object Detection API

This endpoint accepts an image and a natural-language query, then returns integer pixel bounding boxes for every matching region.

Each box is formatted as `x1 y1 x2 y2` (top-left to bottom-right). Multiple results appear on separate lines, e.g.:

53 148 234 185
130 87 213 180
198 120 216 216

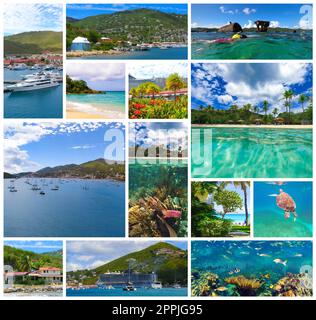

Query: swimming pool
191 127 312 178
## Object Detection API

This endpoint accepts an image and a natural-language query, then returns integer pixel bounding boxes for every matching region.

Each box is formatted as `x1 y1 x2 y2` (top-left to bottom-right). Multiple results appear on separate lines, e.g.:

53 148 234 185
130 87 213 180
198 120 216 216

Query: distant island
4 31 62 55
4 158 125 181
67 242 187 287
66 75 104 94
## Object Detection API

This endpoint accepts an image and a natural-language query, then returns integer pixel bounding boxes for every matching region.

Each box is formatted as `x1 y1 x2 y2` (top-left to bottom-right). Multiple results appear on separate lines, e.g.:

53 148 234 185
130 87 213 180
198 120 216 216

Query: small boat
9 188 17 193
123 283 136 291
151 281 162 289
51 185 59 191
39 191 45 195
173 283 181 289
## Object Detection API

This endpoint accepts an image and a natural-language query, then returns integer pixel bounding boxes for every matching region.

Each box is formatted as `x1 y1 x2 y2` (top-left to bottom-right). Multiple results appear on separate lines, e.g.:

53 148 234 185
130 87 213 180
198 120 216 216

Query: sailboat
123 259 136 291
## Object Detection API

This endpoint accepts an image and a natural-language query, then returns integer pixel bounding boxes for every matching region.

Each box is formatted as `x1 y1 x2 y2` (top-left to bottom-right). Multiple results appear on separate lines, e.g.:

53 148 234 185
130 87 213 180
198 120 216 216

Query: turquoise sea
67 287 187 297
216 213 249 225
191 127 313 178
70 47 188 60
254 182 313 237
4 69 63 118
192 241 313 297
4 178 125 237
191 31 312 59
67 91 125 118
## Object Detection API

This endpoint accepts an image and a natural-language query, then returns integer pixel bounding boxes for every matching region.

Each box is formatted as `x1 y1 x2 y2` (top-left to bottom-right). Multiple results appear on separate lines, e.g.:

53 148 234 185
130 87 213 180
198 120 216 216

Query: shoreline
191 124 313 129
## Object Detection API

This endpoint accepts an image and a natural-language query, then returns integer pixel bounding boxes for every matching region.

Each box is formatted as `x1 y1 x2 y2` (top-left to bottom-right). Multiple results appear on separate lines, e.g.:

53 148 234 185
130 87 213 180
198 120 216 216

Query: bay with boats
4 177 125 237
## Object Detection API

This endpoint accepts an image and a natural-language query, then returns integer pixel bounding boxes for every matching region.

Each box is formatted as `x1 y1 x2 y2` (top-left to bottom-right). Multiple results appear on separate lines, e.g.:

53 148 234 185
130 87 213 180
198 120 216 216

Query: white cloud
217 94 234 105
67 63 125 82
71 145 95 150
270 21 280 28
243 20 255 28
299 17 312 29
219 6 236 15
243 8 256 15
4 4 62 34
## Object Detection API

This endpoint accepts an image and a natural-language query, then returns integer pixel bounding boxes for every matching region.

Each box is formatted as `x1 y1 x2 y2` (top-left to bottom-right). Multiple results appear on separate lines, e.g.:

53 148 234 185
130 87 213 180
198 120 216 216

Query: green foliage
4 31 62 54
196 216 233 237
165 73 186 94
214 189 243 217
67 9 187 45
66 75 103 94
4 246 62 271
68 242 188 285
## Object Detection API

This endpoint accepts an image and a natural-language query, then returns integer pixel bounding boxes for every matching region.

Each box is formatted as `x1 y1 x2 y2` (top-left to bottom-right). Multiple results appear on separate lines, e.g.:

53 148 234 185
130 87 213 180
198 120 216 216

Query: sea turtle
276 189 298 221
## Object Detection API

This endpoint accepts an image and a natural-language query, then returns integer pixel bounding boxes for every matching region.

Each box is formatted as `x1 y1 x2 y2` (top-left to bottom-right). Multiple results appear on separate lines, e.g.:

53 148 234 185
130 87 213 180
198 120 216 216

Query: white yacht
6 76 59 92
151 281 162 289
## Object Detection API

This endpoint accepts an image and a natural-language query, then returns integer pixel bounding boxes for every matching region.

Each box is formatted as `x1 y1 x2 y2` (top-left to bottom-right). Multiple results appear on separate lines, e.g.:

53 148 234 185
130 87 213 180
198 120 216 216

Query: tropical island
66 75 103 94
66 5 188 59
129 63 188 119
4 241 63 296
191 182 250 237
67 242 187 291
4 158 125 181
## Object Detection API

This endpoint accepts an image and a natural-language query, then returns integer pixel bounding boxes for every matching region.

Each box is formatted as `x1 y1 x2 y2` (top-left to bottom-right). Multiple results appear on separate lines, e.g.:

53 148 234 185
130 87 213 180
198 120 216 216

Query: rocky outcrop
219 22 242 33
255 20 270 32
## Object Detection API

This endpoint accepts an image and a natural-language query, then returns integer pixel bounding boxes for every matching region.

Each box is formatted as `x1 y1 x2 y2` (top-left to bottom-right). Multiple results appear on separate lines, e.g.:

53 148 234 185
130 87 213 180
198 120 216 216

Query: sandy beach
191 124 313 129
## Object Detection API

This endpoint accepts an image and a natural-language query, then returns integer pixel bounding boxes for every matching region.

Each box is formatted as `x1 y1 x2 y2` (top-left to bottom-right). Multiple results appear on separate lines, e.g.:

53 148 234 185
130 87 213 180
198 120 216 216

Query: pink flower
162 210 182 218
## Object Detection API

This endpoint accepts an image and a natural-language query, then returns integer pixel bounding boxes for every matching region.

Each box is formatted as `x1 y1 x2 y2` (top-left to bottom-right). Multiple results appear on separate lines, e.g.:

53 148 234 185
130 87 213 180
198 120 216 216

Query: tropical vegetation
129 73 187 119
191 181 250 237
192 91 312 125
66 75 103 94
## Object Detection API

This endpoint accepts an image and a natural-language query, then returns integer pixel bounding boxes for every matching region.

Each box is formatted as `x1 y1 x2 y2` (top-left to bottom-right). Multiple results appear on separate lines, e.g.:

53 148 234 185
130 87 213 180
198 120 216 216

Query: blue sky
192 4 313 29
67 63 125 91
67 241 187 271
191 63 312 114
4 4 63 35
67 3 188 19
4 122 125 174
5 241 62 254
129 122 187 150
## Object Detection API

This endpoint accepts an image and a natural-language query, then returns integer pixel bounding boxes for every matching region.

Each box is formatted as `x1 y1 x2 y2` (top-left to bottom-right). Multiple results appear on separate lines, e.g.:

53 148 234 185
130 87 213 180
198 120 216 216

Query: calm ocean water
254 182 313 237
4 69 63 118
67 287 187 297
216 213 249 224
70 47 188 60
67 91 125 118
191 128 313 178
4 178 125 237
191 31 312 59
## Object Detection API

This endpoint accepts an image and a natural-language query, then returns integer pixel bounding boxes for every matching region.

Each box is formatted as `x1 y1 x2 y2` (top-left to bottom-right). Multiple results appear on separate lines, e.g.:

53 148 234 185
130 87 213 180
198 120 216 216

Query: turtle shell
276 191 296 212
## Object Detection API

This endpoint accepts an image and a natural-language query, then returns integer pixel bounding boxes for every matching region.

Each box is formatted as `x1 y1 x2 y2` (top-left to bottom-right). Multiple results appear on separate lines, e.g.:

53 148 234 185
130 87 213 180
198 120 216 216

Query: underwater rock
224 275 263 296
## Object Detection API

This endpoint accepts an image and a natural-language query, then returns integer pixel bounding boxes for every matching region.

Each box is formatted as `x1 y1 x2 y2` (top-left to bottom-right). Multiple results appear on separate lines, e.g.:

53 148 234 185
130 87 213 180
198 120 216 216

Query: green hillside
4 158 125 180
66 8 187 47
4 31 62 55
68 242 187 285
4 245 63 271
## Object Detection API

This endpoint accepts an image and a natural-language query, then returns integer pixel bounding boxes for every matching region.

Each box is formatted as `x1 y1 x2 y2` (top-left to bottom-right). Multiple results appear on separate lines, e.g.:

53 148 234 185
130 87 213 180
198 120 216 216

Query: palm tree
146 83 160 99
298 94 309 113
282 89 294 123
129 87 137 99
17 255 32 272
136 83 147 98
253 105 259 114
219 181 250 226
242 104 252 112
165 73 186 99
262 100 269 116
272 107 279 119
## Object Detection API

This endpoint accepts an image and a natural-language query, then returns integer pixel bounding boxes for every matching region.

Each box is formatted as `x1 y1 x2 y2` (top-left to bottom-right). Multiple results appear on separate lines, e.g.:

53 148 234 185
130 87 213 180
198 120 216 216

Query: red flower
134 110 141 116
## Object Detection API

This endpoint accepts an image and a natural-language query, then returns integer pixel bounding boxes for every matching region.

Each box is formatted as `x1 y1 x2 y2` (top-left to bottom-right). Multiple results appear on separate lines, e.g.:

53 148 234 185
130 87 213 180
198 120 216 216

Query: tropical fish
260 273 271 279
162 210 181 218
294 253 303 257
273 258 287 266
215 286 228 292
221 255 231 260
258 253 271 257
255 247 262 251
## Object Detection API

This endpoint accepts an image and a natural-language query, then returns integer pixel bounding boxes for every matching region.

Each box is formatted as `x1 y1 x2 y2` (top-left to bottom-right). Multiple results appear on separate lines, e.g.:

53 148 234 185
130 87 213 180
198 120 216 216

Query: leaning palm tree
298 94 309 113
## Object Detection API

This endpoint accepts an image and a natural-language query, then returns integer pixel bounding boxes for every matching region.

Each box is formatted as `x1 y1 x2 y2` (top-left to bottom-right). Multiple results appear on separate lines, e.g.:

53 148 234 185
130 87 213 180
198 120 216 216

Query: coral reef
224 275 263 296
191 271 220 297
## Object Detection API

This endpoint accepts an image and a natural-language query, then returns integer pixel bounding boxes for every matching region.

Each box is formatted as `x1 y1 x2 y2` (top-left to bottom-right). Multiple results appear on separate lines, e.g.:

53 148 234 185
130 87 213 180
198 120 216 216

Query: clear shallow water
4 69 63 118
191 128 313 178
191 31 312 59
67 91 125 118
254 182 313 237
216 213 249 224
70 47 188 60
4 178 125 237
67 287 187 297
192 241 313 296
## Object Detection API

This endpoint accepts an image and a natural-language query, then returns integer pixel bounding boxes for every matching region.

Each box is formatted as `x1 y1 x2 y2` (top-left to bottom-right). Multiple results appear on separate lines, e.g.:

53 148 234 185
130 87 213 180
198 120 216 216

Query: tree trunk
243 187 249 226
